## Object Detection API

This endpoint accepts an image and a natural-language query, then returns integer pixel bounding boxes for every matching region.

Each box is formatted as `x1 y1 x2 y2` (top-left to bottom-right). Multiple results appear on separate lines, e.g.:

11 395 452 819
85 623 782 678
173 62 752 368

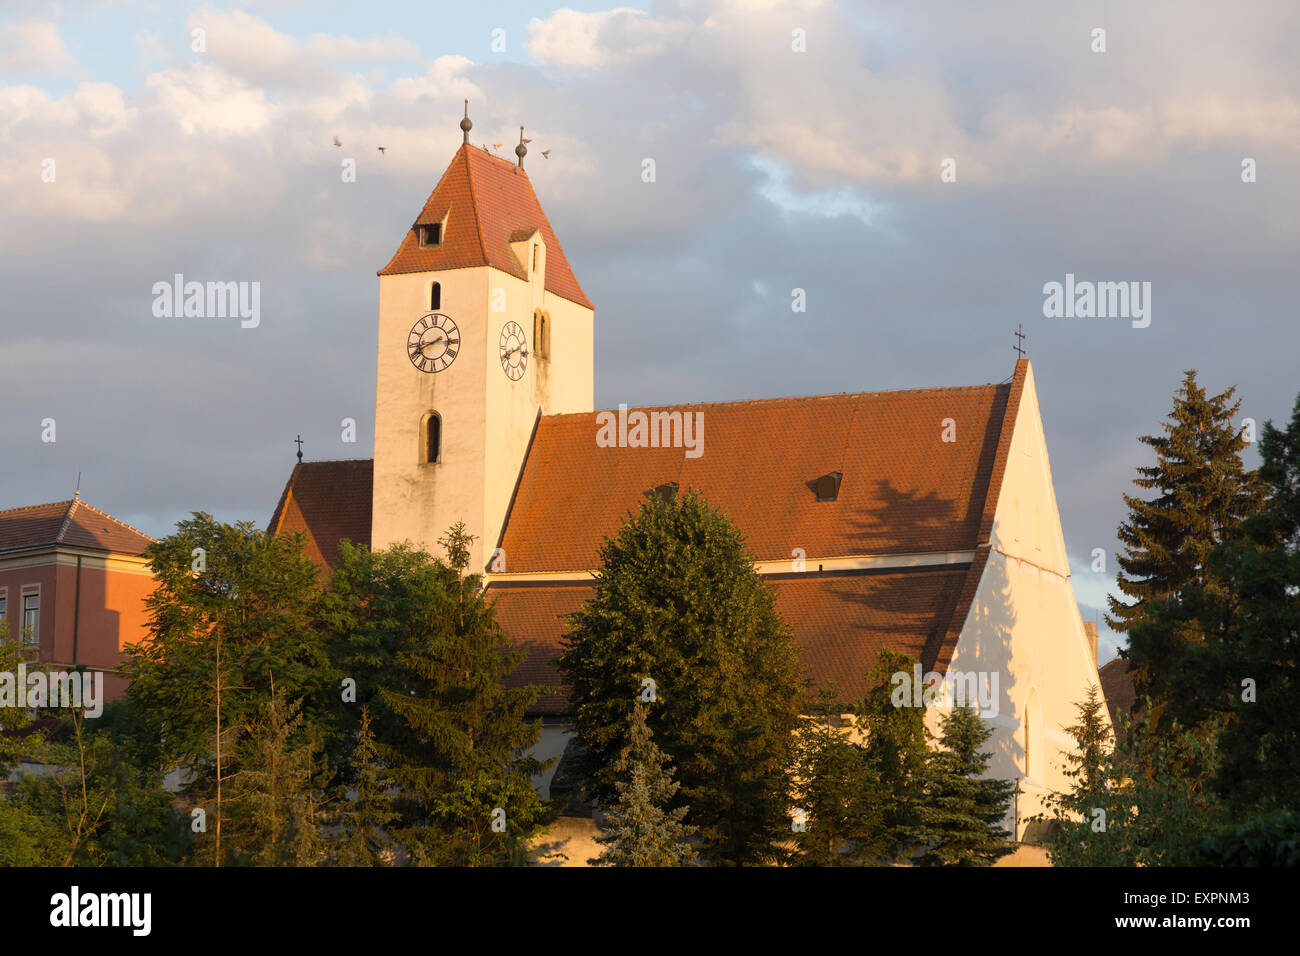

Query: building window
22 594 39 646
430 282 441 311
417 223 442 248
533 309 550 360
0 593 6 639
424 412 442 464
532 244 539 272
814 472 842 502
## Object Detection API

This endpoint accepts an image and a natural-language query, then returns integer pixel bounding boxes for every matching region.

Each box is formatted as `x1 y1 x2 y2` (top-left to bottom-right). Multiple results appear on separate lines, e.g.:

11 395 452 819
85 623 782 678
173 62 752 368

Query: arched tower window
423 412 442 464
430 282 441 311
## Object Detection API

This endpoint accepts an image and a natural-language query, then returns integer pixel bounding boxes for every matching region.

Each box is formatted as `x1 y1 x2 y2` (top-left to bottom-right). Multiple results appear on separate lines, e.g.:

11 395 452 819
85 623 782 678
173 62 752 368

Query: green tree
230 687 328 866
855 651 929 861
1037 685 1131 866
375 524 551 866
121 513 329 865
789 700 876 866
334 706 396 866
593 700 697 867
915 706 1017 866
560 489 802 866
1205 395 1300 810
1107 372 1264 731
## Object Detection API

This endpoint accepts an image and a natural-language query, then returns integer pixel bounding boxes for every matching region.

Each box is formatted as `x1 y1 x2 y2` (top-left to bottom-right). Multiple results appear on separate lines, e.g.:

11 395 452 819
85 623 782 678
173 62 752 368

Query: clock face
499 321 528 381
408 313 459 373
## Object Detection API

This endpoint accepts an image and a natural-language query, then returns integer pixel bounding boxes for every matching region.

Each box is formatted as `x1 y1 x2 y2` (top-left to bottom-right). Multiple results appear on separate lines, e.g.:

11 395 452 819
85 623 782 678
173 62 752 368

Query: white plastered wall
940 362 1111 839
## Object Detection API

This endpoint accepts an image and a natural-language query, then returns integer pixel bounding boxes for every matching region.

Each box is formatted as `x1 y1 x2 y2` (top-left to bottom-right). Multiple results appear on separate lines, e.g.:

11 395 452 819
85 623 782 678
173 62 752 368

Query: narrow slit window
425 413 442 463
430 282 441 311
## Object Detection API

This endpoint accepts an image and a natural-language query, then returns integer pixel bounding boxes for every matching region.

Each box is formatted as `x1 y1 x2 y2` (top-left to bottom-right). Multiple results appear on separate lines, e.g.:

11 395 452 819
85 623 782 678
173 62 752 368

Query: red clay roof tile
0 499 154 555
498 375 1017 572
378 145 594 311
489 566 975 714
268 460 373 568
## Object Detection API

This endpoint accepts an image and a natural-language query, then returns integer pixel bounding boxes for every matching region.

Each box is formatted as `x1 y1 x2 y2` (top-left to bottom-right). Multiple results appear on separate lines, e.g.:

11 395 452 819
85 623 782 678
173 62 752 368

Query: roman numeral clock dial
407 313 460 373
499 321 528 381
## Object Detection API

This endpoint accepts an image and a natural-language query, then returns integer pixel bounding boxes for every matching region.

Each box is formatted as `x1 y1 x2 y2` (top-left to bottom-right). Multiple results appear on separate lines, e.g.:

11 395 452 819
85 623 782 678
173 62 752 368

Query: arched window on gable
430 282 441 311
423 412 442 464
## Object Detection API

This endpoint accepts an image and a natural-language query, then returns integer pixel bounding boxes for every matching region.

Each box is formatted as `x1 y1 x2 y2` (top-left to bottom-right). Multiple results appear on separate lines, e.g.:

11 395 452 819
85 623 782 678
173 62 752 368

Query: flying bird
332 136 342 147
541 149 551 159
521 137 533 145
377 146 386 155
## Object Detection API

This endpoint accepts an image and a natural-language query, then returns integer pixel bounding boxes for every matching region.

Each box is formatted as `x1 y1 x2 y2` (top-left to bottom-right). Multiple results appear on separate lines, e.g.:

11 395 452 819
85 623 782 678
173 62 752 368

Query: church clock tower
371 108 595 571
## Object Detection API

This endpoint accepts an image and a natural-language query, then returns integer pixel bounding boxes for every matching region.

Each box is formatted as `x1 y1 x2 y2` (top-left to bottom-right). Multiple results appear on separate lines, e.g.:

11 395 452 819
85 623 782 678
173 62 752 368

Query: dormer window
814 472 842 502
417 223 442 248
647 482 678 504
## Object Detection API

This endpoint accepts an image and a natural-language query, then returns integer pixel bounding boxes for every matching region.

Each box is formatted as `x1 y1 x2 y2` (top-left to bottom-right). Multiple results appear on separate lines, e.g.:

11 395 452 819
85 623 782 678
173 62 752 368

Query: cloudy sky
2 0 1297 662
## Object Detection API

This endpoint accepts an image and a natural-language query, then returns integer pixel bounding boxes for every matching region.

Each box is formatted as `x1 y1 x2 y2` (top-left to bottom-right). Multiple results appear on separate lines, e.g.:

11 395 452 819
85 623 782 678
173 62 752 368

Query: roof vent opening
814 472 842 502
417 223 442 248
647 481 679 504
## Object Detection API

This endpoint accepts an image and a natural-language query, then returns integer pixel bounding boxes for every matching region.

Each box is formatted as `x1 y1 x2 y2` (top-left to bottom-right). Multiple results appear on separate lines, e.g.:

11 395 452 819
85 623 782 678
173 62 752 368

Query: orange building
0 495 155 702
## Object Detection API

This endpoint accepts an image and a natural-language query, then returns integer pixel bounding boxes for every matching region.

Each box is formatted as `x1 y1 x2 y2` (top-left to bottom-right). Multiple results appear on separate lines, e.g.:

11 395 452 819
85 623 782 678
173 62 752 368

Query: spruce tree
790 699 877 866
592 701 698 866
915 706 1017 866
232 687 327 866
375 523 550 866
1107 372 1263 727
1037 685 1130 866
855 651 929 860
1205 394 1300 810
560 489 802 866
335 706 396 866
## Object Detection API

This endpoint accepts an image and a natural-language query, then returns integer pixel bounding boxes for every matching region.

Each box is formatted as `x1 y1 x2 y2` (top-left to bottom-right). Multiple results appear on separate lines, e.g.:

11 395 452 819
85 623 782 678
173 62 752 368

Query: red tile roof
268 460 373 568
488 566 977 714
0 498 154 556
268 363 1031 715
499 370 1023 572
378 144 594 311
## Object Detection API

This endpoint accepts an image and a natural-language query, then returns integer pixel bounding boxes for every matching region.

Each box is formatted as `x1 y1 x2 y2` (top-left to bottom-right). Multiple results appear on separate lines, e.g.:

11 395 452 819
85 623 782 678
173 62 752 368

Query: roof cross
295 435 304 462
1013 323 1026 359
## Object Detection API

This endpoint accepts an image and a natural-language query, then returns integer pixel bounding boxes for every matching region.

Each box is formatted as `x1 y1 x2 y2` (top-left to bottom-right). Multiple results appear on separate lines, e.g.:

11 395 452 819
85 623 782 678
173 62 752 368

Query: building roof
267 362 1030 714
487 565 980 714
0 498 155 556
268 460 373 568
377 144 595 311
499 371 1022 572
1098 656 1136 734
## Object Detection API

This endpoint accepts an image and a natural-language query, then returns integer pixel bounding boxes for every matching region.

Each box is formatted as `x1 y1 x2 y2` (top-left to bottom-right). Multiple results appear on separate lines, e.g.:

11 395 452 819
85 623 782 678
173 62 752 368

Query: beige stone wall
373 249 593 571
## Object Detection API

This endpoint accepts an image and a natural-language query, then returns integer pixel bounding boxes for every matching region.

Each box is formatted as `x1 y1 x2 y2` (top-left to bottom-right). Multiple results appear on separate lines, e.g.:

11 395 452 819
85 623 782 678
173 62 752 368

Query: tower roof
378 144 594 311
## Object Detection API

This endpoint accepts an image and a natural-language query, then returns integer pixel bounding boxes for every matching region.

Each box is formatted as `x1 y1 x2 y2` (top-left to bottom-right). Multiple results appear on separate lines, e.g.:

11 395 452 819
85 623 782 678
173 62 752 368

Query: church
268 112 1109 842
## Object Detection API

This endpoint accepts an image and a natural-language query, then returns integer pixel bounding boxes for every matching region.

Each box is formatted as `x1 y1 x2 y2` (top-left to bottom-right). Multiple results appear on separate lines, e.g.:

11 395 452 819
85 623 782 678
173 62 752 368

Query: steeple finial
515 126 527 168
295 434 304 463
460 100 472 145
